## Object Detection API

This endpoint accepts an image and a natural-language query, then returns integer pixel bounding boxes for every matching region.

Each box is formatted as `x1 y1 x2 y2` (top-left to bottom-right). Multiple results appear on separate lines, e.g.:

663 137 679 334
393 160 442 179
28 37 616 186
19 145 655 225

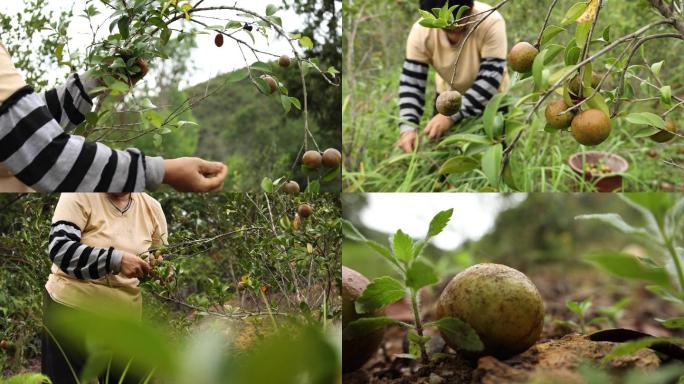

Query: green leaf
585 251 670 286
602 337 683 366
306 180 320 192
575 20 591 50
392 229 414 264
266 4 278 16
562 2 589 25
428 209 453 237
660 85 672 105
355 276 406 314
540 25 566 46
260 177 273 192
250 61 273 73
226 68 249 83
426 317 483 352
483 93 505 140
118 16 130 39
625 112 666 129
481 144 503 188
658 317 684 329
4 374 53 384
438 156 479 175
343 317 404 340
406 259 438 290
160 27 171 45
341 219 365 242
299 36 314 49
532 49 548 89
575 213 650 236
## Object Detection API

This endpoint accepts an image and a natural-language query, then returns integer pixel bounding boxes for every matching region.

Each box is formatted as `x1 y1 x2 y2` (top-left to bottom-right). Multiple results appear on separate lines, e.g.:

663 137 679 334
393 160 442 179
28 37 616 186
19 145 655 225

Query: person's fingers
199 162 227 191
139 259 151 275
198 160 225 176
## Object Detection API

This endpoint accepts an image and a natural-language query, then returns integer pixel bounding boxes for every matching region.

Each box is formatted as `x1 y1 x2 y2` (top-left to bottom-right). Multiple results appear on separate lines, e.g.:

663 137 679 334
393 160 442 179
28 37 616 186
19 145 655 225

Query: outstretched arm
39 72 99 131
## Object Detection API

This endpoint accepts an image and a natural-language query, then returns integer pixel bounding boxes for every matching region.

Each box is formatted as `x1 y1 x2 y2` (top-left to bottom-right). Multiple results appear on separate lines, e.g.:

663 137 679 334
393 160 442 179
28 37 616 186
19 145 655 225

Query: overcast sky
0 0 304 88
356 194 527 250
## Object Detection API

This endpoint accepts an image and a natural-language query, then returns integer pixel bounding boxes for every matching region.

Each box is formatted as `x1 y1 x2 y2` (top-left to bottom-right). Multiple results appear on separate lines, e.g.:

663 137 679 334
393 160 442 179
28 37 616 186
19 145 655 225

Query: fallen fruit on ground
436 90 463 116
435 263 544 358
214 33 224 47
302 150 323 169
650 120 677 143
279 54 291 67
508 42 538 73
342 266 384 373
322 148 342 168
260 75 278 94
571 109 611 146
282 181 300 194
544 100 575 130
297 203 312 218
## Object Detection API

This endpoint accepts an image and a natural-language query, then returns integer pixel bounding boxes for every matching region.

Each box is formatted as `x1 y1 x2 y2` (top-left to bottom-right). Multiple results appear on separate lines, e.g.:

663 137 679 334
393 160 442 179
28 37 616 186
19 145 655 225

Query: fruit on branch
322 148 342 168
0 340 9 350
297 203 312 218
282 180 300 194
648 148 658 158
279 55 291 68
650 120 677 143
507 42 538 73
214 33 224 47
342 266 384 373
570 109 611 146
302 150 323 169
544 100 575 130
435 263 544 358
260 75 278 95
568 71 601 95
243 23 253 32
435 90 463 116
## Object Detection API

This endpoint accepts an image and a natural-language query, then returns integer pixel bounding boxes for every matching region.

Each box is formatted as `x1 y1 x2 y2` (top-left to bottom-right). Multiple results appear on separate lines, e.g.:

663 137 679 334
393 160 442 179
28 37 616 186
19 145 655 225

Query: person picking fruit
398 0 508 153
0 42 227 192
42 193 167 383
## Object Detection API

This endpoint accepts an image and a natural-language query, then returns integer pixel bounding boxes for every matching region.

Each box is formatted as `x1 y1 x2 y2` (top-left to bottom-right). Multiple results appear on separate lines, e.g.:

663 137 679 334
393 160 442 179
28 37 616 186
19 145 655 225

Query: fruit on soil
260 75 278 94
342 266 384 373
435 263 544 358
544 100 575 130
282 181 300 194
297 203 312 218
322 148 342 168
436 90 463 116
302 150 323 169
571 109 611 146
215 33 224 47
508 42 538 73
279 55 291 67
650 120 677 143
568 72 601 95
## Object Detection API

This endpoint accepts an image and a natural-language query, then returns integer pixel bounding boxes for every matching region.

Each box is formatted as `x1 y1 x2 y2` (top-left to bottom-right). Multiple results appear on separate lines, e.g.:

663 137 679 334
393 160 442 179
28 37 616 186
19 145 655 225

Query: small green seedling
342 209 483 362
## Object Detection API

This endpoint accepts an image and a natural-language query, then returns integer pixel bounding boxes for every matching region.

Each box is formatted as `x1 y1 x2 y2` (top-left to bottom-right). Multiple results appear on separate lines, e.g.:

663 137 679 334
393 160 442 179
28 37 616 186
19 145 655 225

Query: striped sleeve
450 57 506 125
0 87 165 192
48 220 124 280
399 59 429 134
39 73 94 131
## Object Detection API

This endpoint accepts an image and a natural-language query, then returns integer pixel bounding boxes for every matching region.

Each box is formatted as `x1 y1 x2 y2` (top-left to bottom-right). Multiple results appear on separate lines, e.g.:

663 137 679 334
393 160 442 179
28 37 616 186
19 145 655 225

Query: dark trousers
41 289 144 384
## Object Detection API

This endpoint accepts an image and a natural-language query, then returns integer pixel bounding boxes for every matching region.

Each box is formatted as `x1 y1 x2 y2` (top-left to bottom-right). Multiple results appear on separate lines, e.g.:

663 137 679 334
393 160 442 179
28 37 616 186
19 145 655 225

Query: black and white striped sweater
0 74 164 192
49 220 123 280
399 57 506 133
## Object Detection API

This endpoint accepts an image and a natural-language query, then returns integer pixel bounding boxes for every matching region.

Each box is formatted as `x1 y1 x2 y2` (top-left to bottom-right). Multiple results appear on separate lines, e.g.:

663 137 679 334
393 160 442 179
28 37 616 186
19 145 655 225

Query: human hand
120 253 151 279
163 157 227 192
398 130 418 153
424 114 454 140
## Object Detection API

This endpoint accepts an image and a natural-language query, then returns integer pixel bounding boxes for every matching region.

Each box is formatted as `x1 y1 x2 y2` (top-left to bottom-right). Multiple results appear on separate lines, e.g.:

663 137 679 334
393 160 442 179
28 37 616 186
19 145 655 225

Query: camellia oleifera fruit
322 148 342 168
279 55 291 68
282 180 300 194
342 266 384 373
571 109 611 146
568 71 601 96
650 120 677 143
260 75 278 95
436 263 544 358
436 90 462 116
507 42 538 73
544 100 575 130
214 33 224 47
302 150 323 169
297 203 312 218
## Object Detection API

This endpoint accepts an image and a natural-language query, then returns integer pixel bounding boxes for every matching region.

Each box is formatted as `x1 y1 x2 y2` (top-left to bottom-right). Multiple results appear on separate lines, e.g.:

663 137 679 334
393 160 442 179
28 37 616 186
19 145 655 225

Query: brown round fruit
297 203 312 218
568 72 601 95
302 150 323 169
571 109 611 146
436 90 463 116
648 148 658 158
544 100 575 130
282 181 300 194
508 42 538 73
650 120 677 143
260 75 278 94
342 266 384 373
215 33 224 47
436 263 544 358
0 340 9 349
322 148 342 168
278 55 291 68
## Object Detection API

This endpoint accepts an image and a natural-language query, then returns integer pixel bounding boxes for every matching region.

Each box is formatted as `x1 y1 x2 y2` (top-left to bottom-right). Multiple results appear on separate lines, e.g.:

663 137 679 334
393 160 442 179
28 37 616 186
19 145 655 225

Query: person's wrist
110 249 124 274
